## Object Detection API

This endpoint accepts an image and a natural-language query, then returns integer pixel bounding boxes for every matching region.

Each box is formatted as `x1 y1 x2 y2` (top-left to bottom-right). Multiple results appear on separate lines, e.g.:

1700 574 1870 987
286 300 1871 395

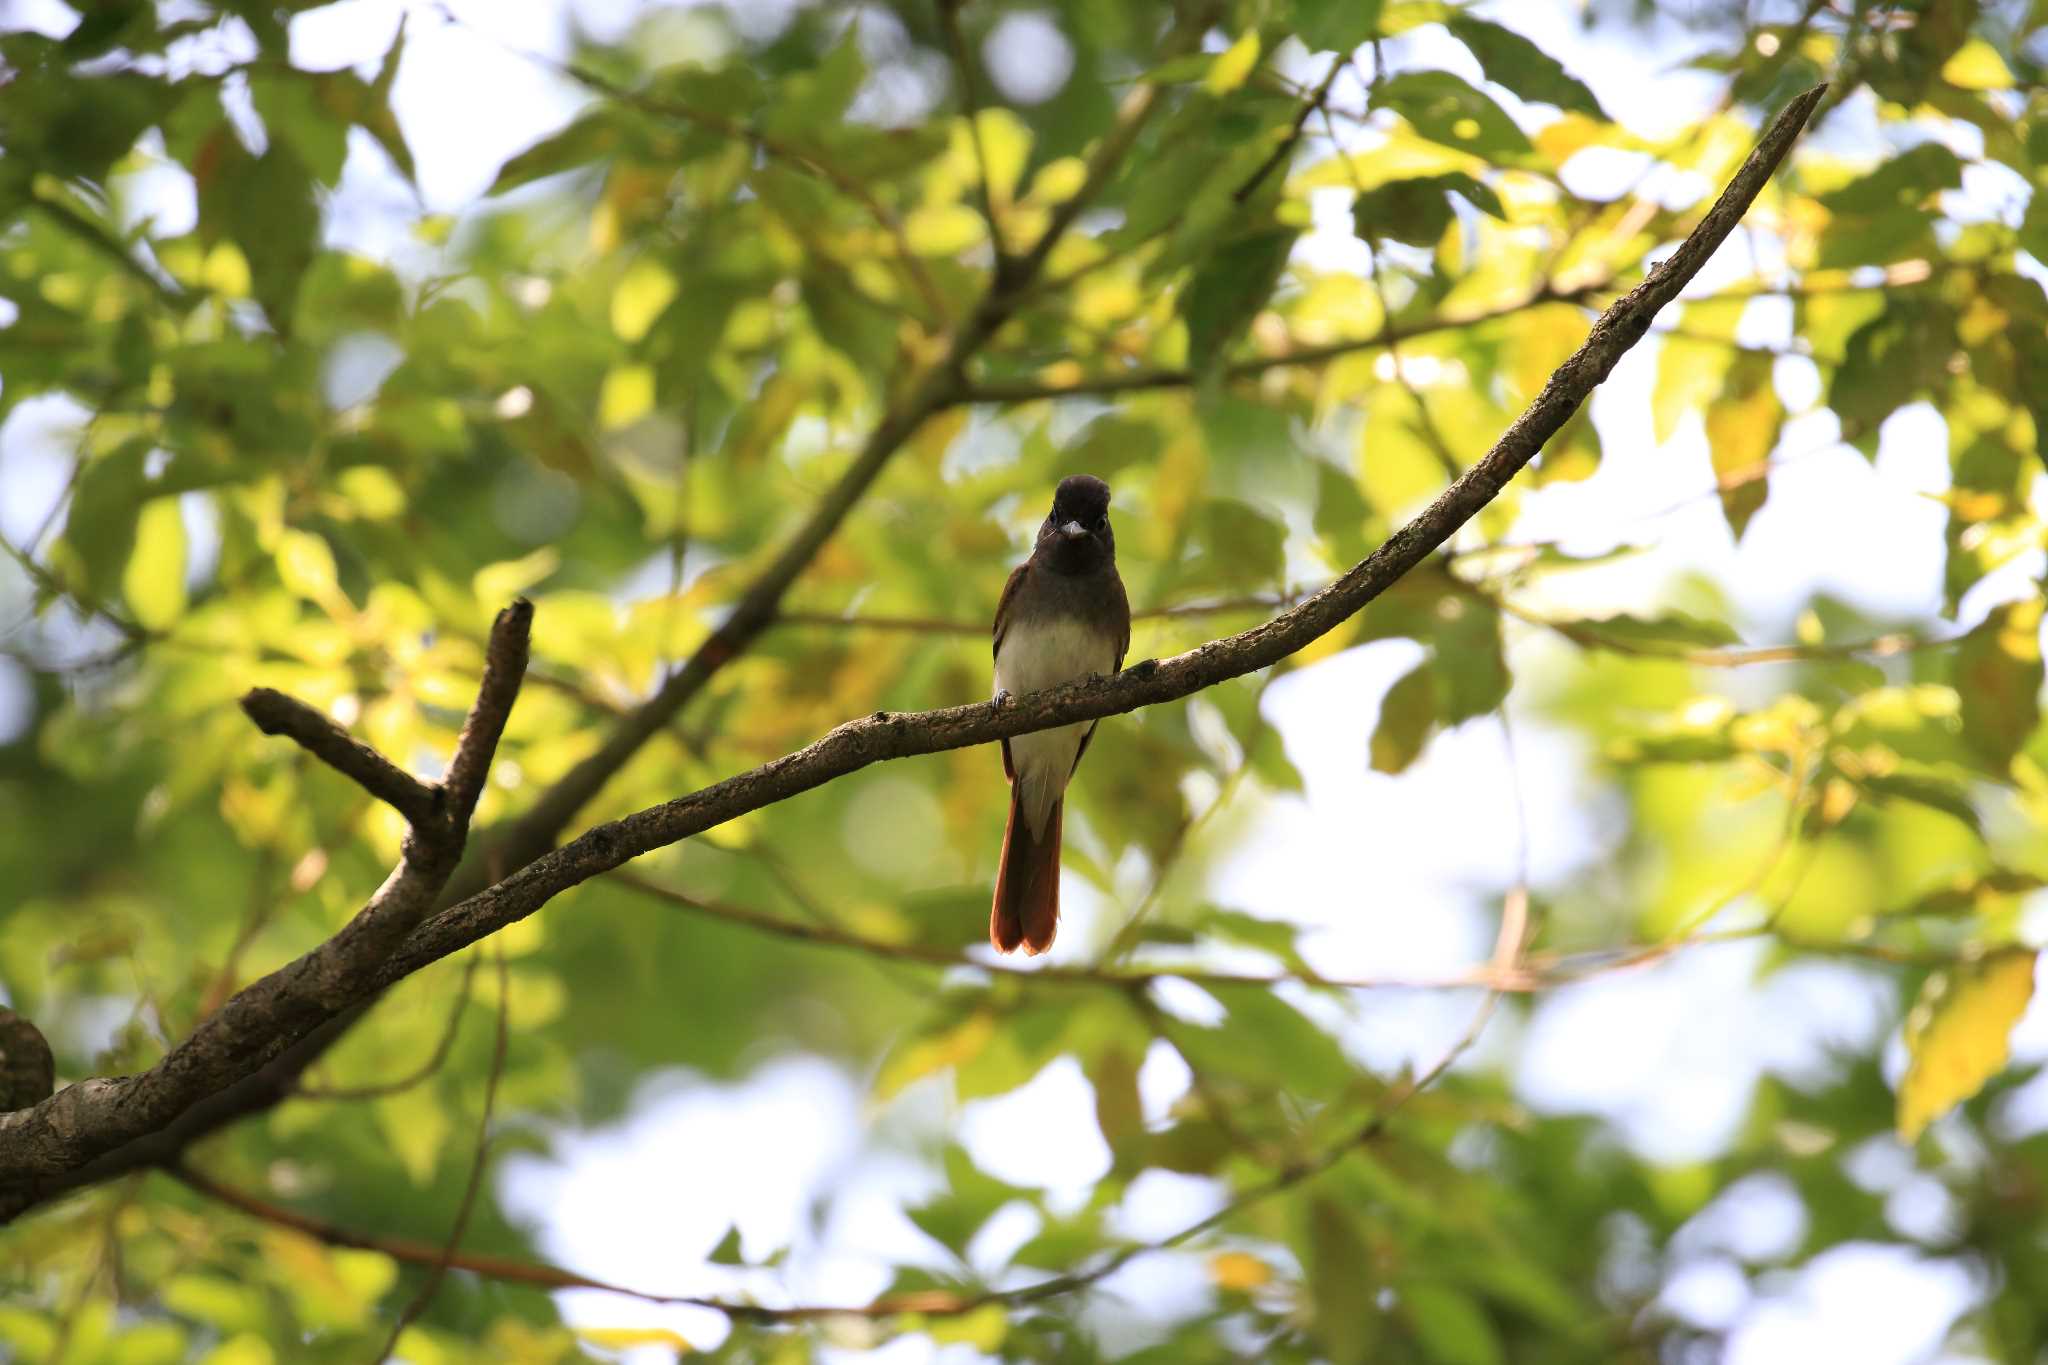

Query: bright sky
3 1 2045 1360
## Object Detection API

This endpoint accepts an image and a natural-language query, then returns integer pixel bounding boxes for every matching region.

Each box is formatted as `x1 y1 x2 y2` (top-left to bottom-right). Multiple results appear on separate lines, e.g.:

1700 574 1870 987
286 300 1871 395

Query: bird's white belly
995 617 1117 838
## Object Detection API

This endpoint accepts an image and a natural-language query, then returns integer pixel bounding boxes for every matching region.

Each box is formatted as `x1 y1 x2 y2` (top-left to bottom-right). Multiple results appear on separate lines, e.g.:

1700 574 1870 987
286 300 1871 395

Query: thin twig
1233 52 1345 205
374 944 509 1362
294 955 480 1102
937 0 1010 265
958 284 1595 403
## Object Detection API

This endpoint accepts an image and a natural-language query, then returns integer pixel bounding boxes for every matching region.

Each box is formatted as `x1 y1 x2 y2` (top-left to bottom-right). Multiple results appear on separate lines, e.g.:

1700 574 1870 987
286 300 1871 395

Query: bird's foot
1125 658 1160 678
990 689 1013 712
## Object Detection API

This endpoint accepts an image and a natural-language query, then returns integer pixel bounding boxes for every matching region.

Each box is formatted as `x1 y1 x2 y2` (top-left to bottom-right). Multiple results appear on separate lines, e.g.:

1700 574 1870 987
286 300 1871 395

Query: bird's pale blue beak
1060 520 1087 539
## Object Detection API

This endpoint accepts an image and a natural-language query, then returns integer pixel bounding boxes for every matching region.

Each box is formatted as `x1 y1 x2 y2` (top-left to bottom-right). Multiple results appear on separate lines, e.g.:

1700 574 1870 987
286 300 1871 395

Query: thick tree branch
0 600 532 1218
0 84 1823 1224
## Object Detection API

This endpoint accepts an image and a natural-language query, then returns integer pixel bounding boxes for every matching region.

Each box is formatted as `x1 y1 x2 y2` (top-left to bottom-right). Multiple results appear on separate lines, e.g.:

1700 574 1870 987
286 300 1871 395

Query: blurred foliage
2 0 2048 1360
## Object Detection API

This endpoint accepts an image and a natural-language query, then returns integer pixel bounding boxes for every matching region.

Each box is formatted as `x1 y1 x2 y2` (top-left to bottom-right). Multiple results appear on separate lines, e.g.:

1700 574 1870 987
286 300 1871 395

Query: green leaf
1191 905 1317 974
1435 597 1509 723
1579 611 1742 650
1353 173 1503 248
1830 299 1956 440
63 438 153 601
195 135 320 330
707 1225 746 1266
1181 228 1298 382
1295 0 1385 52
1953 599 2044 770
1859 773 1982 836
1819 143 1966 215
1401 1280 1505 1365
1087 1046 1144 1156
489 112 626 194
906 1146 1035 1256
1447 16 1604 116
1308 1199 1380 1363
1374 72 1534 162
1371 661 1438 774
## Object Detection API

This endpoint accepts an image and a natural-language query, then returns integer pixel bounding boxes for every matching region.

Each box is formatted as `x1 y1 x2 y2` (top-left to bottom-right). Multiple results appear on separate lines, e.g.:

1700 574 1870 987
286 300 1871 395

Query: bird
989 474 1131 955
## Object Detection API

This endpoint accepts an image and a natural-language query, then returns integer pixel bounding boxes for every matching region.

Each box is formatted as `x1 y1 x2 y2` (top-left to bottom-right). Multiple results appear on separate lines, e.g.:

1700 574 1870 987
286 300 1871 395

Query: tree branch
0 84 1824 1225
0 599 532 1218
958 284 1598 403
240 689 440 828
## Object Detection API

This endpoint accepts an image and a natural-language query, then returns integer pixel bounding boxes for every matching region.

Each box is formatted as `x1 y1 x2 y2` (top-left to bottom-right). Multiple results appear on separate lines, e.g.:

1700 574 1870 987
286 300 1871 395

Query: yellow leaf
927 1303 1007 1351
376 1084 452 1186
904 203 984 256
1942 38 2013 90
599 363 656 430
473 546 560 607
1026 155 1087 205
124 496 188 630
1205 31 1261 94
335 466 407 519
1210 1251 1273 1290
197 1334 274 1365
1897 947 2038 1142
971 107 1032 201
201 242 251 297
876 1010 995 1098
577 1326 694 1351
276 528 344 610
1704 375 1779 537
611 258 679 343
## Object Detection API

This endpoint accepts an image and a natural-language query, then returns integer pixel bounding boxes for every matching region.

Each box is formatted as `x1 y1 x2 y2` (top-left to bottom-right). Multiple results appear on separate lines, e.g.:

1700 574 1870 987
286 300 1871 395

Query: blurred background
4 0 2048 1360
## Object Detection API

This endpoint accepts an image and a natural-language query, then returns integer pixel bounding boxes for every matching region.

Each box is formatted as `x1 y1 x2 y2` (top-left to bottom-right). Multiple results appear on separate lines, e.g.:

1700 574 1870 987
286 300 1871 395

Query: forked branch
0 86 1825 1225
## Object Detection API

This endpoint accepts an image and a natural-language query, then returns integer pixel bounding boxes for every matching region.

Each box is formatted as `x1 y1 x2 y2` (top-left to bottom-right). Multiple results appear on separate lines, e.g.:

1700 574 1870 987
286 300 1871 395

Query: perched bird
989 475 1131 955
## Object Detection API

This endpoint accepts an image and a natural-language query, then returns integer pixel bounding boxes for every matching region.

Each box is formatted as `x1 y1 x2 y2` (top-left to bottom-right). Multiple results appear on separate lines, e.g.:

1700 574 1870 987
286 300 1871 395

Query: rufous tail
990 793 1061 954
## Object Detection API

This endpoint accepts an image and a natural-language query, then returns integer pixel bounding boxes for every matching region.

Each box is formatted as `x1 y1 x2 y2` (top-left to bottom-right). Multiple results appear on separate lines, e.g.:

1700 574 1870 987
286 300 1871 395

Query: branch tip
239 686 438 828
441 598 535 827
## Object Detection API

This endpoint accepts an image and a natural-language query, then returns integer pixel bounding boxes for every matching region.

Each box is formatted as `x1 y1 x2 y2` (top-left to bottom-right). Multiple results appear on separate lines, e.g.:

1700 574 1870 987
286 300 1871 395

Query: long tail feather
990 794 1062 955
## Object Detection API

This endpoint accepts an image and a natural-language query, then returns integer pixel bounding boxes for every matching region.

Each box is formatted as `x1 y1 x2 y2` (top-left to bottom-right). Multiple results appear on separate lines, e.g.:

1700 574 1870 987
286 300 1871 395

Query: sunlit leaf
123 496 188 630
1205 31 1262 94
1897 947 2038 1141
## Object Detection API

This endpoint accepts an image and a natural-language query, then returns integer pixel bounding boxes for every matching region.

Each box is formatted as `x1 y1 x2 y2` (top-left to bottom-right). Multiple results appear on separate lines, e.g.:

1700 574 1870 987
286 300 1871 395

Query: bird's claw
990 689 1013 711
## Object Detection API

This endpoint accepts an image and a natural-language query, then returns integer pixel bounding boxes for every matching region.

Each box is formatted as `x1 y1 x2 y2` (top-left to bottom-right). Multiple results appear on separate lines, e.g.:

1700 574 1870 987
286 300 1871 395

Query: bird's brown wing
1069 565 1131 777
994 560 1030 782
992 560 1030 659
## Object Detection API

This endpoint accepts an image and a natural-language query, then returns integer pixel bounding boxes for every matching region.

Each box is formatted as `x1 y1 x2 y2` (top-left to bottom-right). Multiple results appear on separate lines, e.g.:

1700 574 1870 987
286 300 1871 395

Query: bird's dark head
1037 474 1115 573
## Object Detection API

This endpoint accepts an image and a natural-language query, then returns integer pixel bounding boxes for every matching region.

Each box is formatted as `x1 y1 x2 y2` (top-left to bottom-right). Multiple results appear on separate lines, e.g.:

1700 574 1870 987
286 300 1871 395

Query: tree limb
0 599 533 1217
26 9 1223 1205
240 689 440 828
0 84 1825 1225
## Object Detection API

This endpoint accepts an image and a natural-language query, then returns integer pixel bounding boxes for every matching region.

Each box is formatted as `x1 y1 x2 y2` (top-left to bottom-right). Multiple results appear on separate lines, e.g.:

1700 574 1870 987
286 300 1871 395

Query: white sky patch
1723 1244 1980 1365
957 1056 1110 1195
982 11 1074 106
